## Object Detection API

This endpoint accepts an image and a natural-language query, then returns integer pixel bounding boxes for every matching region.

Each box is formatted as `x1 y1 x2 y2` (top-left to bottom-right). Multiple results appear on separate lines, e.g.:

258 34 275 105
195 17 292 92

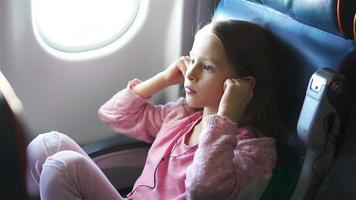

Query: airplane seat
0 71 29 200
212 0 356 199
83 0 356 198
83 134 150 195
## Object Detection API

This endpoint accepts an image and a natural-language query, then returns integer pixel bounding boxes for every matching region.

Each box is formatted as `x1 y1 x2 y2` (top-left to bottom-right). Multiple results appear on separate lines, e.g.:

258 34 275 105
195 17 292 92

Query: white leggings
26 131 125 200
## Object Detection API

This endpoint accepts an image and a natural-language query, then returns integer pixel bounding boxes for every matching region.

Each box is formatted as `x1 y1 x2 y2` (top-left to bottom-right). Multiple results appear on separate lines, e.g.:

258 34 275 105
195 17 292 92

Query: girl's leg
26 131 89 197
40 150 123 200
26 131 123 199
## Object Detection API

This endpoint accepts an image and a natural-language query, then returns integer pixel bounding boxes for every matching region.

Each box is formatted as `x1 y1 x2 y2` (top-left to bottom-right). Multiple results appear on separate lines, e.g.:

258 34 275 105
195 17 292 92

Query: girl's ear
244 76 256 89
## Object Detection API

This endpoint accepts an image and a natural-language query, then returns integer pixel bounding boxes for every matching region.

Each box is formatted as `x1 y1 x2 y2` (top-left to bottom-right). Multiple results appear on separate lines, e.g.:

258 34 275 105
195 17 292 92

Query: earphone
125 120 198 197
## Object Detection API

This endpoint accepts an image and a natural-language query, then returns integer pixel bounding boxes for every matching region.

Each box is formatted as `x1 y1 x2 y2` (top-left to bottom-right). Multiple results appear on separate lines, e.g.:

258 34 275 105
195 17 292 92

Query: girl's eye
189 58 195 65
203 64 212 71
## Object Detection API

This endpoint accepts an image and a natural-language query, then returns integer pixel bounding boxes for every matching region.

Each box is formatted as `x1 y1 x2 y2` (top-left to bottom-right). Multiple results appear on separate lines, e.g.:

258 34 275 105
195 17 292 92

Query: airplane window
32 0 141 53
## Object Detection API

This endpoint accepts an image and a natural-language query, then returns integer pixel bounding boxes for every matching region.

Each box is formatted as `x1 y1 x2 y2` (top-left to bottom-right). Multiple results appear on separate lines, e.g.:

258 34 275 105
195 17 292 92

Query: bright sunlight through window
32 0 141 53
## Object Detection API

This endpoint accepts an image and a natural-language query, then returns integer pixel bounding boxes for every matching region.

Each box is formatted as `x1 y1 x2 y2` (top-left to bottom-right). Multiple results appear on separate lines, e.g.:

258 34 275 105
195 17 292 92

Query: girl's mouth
185 86 197 94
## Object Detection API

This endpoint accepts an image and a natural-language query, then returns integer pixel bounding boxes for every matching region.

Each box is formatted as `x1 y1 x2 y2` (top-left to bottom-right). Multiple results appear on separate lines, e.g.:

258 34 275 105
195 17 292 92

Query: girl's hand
162 56 190 86
217 78 254 124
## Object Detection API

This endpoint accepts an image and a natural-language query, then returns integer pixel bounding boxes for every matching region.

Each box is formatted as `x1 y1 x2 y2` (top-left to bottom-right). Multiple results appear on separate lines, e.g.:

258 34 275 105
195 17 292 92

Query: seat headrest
213 0 355 132
212 0 355 199
242 0 356 40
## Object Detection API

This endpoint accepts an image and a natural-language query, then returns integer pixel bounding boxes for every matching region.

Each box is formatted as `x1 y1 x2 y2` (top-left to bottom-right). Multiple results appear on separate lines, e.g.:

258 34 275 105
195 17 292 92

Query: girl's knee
41 151 93 189
40 151 119 200
41 151 89 188
27 130 84 159
27 132 88 198
43 150 89 171
26 131 66 197
40 151 89 199
27 131 64 157
27 131 63 179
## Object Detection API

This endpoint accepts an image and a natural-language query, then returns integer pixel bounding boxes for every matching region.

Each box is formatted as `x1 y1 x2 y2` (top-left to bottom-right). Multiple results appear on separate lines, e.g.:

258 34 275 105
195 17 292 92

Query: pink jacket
98 80 277 200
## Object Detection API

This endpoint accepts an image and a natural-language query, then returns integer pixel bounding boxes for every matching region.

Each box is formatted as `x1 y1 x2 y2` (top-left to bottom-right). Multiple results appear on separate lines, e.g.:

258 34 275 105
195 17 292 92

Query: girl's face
184 25 238 113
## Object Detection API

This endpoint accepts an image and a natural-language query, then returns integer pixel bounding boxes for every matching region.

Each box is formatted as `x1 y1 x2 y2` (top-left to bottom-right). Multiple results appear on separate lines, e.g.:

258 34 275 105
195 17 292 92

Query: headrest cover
244 0 355 39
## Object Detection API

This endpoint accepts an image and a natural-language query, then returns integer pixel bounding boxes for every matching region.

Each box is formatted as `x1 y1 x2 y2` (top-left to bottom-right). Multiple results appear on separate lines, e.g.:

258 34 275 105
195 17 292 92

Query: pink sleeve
185 115 276 199
97 79 179 143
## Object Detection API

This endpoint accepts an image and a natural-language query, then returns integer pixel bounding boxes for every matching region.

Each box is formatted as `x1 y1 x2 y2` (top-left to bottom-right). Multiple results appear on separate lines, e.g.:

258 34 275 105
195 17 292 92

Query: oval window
32 0 141 52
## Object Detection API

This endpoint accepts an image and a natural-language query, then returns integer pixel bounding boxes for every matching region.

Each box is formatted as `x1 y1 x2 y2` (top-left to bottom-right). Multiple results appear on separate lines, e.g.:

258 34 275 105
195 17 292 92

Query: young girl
26 20 283 200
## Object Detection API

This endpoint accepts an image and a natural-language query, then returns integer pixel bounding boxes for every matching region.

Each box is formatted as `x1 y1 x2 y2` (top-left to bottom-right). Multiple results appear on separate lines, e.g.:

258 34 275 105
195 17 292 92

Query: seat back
213 0 356 199
0 71 28 199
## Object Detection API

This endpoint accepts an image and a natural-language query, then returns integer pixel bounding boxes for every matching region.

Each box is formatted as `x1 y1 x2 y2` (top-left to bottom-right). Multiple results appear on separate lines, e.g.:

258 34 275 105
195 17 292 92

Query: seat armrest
82 134 151 158
82 134 151 194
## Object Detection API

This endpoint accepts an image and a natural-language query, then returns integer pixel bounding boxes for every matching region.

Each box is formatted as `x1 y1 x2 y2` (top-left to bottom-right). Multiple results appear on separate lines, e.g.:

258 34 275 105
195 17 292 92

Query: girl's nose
186 64 198 82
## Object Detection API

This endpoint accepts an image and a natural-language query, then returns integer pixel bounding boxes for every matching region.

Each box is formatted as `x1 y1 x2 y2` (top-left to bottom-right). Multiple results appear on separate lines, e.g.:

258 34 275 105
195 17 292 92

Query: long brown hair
210 20 286 145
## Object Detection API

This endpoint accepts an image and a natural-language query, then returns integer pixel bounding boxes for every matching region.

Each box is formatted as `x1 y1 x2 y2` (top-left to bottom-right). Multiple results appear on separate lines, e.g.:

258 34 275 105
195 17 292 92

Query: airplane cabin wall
0 0 214 145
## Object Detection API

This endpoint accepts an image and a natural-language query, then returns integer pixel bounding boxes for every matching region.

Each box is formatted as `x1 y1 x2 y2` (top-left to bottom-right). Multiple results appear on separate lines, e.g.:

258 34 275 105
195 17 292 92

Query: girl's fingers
224 79 234 90
229 78 254 102
179 63 187 76
179 56 189 76
231 78 246 85
232 78 253 90
232 77 255 89
183 56 190 66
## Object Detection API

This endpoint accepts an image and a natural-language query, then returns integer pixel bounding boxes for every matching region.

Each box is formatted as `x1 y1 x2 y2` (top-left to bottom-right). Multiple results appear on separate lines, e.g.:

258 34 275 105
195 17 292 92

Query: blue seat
212 0 355 199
